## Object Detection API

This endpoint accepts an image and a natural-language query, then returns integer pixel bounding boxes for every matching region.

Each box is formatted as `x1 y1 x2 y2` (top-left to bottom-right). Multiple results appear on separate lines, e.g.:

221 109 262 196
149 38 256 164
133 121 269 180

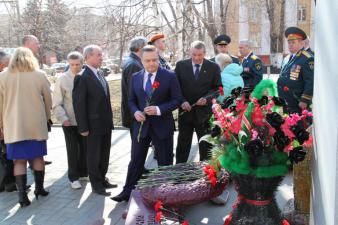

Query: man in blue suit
111 45 182 202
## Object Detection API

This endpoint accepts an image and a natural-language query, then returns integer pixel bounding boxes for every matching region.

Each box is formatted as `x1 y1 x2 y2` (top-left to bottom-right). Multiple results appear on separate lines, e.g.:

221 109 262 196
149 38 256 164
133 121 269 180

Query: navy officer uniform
241 52 264 88
277 27 314 114
210 35 239 65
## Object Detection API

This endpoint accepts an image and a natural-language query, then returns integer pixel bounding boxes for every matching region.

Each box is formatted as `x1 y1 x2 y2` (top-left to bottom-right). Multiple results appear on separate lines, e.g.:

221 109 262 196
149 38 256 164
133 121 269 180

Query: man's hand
181 101 192 111
62 120 71 127
81 131 89 136
299 101 308 110
195 98 207 106
134 111 146 122
144 106 158 116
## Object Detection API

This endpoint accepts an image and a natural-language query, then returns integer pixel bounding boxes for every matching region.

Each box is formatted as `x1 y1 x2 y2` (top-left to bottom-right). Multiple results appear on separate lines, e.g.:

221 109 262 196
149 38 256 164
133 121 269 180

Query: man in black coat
73 45 117 196
175 41 222 163
121 37 147 136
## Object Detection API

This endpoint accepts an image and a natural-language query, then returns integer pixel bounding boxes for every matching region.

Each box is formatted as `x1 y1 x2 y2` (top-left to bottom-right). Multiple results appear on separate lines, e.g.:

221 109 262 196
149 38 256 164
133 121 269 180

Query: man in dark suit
111 45 182 202
210 34 239 65
175 41 222 163
121 36 147 137
239 39 264 88
73 45 117 196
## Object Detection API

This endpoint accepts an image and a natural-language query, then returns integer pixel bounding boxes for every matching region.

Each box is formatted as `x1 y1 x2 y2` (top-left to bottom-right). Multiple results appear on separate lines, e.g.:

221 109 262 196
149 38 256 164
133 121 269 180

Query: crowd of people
0 25 314 209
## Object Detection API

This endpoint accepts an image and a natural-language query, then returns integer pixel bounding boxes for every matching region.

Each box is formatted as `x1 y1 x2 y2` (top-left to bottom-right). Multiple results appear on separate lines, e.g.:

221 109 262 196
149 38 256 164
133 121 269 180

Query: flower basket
137 162 230 209
206 80 312 225
224 174 289 225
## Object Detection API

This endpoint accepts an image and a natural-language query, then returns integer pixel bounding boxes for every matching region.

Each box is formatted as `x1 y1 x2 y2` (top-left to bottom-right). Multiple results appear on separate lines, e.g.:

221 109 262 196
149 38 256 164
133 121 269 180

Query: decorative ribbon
242 114 252 131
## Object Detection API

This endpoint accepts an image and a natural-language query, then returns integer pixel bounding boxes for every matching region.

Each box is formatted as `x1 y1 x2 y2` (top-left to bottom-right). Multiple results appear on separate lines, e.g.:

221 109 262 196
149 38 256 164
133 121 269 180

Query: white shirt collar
143 70 158 89
87 64 98 76
192 60 203 68
244 52 253 60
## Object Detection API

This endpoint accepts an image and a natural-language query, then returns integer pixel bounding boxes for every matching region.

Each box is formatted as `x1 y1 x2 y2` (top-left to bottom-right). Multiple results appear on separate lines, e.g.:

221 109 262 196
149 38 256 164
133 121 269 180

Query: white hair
83 45 102 59
239 39 252 48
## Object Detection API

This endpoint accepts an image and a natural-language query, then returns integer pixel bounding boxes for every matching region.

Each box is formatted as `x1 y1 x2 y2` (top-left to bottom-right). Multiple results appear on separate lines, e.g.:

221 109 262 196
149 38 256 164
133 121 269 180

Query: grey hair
129 36 147 52
83 45 102 59
67 51 84 63
22 35 38 46
0 50 9 61
239 39 252 48
190 41 206 52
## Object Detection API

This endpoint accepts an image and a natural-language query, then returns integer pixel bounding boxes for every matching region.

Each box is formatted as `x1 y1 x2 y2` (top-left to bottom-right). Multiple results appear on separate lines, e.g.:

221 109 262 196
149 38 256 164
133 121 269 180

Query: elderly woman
0 47 51 207
215 53 244 100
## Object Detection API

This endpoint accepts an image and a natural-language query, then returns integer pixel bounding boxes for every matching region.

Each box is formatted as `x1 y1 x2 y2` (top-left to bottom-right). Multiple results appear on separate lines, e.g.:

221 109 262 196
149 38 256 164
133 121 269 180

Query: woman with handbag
0 47 52 207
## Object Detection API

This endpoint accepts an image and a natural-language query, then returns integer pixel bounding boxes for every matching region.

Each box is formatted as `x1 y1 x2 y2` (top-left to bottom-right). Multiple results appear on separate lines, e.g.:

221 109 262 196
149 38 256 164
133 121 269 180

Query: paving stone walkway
0 128 293 225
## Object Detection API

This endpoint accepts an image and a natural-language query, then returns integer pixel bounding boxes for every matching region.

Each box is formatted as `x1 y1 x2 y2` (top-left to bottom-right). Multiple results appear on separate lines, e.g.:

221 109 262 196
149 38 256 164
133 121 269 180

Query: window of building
298 6 307 22
249 7 258 22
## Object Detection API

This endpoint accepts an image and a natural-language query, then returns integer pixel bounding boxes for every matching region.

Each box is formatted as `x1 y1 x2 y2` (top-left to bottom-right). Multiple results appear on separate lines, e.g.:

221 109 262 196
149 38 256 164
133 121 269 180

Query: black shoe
33 171 49 200
93 189 111 196
0 185 4 192
111 192 130 202
103 180 118 189
15 175 31 207
44 161 52 165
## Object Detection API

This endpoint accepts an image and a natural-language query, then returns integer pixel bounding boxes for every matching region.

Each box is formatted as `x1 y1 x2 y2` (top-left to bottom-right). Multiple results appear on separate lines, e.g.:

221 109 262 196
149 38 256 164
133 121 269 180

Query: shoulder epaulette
250 55 258 60
301 50 311 58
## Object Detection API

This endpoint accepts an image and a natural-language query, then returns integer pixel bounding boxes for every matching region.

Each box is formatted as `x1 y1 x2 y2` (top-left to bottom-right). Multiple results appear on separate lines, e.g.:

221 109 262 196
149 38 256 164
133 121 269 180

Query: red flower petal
154 200 163 211
219 86 224 96
223 214 233 225
182 220 189 225
282 219 290 225
155 211 162 222
152 81 160 89
210 177 217 186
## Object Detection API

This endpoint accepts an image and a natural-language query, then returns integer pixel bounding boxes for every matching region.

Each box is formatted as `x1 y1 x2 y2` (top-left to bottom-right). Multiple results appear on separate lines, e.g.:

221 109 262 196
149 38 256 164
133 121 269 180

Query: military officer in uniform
239 39 264 88
277 27 314 114
148 33 171 70
210 34 239 64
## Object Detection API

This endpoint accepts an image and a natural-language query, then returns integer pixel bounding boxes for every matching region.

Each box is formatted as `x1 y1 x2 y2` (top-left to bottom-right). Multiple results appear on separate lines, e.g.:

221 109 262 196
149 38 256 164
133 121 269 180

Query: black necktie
194 64 200 79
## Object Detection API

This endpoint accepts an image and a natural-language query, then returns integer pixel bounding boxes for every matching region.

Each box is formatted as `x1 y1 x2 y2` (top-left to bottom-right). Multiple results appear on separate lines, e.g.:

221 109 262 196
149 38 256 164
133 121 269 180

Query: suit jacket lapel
86 66 107 97
136 70 147 102
187 59 196 81
151 69 162 100
196 59 208 82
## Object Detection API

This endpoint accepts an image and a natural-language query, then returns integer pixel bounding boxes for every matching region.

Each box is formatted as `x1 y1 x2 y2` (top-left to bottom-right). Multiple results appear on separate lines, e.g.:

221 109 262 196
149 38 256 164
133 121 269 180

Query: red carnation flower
283 86 289 92
155 211 162 222
182 220 189 225
219 86 224 96
210 177 217 186
152 81 160 89
154 200 163 212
